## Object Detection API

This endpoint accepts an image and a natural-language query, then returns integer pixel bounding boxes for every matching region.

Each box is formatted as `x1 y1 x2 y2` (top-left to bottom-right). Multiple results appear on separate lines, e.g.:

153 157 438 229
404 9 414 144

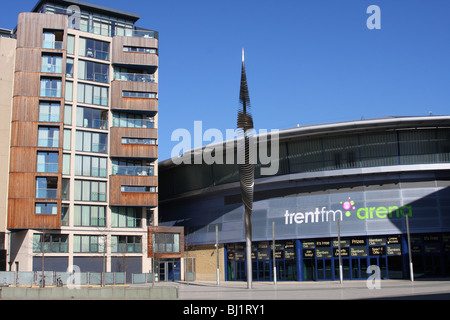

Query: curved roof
160 115 450 169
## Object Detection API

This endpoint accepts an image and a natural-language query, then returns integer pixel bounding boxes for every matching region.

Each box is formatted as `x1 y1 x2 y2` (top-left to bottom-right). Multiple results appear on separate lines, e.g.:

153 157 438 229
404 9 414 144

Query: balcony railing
36 188 58 199
79 119 108 131
43 41 64 50
113 72 155 83
112 118 154 128
40 88 61 98
111 165 154 176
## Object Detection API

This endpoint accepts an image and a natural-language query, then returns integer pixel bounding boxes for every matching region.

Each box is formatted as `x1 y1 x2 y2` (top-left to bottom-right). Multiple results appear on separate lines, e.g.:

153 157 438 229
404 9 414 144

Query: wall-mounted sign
351 246 367 257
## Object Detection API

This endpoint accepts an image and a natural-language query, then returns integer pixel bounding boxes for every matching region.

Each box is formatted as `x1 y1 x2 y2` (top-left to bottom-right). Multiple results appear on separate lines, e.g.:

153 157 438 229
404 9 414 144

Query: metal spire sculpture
237 49 255 289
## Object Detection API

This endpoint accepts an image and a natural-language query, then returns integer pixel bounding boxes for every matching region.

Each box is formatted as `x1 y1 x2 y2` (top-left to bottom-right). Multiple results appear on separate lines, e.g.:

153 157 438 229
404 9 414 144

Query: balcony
113 72 155 83
109 175 158 206
110 127 158 159
111 165 154 176
110 81 158 112
111 36 158 70
43 41 64 50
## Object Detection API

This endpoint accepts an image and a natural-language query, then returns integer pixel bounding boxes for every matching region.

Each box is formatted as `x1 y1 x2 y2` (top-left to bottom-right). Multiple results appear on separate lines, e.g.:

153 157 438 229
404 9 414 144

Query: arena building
159 116 450 281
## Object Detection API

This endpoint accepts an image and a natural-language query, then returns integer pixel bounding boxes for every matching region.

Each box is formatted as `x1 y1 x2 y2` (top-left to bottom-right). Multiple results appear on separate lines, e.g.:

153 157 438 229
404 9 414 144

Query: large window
122 91 156 99
74 179 106 202
36 177 58 199
41 54 62 73
76 106 108 130
40 77 61 98
123 46 157 54
79 37 110 60
112 112 154 128
37 151 58 173
73 235 105 253
73 205 106 227
111 159 153 176
35 202 57 216
77 83 108 106
121 137 156 145
75 130 107 154
75 154 107 178
111 235 142 253
121 186 156 193
39 102 60 122
111 207 142 228
37 126 59 148
78 60 109 83
153 233 180 253
33 234 68 253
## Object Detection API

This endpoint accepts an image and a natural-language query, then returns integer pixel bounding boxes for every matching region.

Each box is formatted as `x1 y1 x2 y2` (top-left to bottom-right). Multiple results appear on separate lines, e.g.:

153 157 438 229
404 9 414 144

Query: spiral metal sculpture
237 49 255 288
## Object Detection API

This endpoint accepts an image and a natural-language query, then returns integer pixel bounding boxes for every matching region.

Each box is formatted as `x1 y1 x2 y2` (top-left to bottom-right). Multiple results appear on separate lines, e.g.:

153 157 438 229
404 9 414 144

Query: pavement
147 279 450 300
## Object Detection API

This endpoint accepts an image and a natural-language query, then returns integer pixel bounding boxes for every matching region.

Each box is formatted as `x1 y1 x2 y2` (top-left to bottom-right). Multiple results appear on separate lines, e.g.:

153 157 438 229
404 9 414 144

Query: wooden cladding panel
12 96 40 122
147 226 184 258
16 12 67 49
10 121 63 148
15 48 42 73
109 175 158 206
13 72 41 97
8 198 61 230
111 36 158 67
110 81 158 111
110 127 158 158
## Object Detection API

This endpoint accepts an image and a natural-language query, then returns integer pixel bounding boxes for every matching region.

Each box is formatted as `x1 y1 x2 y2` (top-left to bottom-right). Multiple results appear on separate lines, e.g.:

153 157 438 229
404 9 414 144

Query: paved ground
149 279 450 300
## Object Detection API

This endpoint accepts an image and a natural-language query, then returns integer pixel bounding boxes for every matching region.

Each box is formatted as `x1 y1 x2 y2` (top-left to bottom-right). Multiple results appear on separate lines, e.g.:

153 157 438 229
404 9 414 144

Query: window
78 60 109 83
65 81 73 102
121 186 156 193
37 151 58 173
123 46 157 54
74 205 106 227
122 91 156 99
61 178 70 200
61 204 69 226
35 202 57 215
77 83 108 106
73 235 105 253
39 102 60 122
112 112 154 128
41 54 62 73
75 130 107 153
121 137 156 145
64 104 72 125
40 77 61 98
75 155 107 177
111 159 153 176
74 180 106 202
66 57 74 78
76 106 108 130
111 207 142 228
67 34 75 55
33 234 68 253
79 37 110 60
62 153 70 175
36 177 58 199
63 129 71 150
38 126 59 148
42 31 63 49
111 235 142 253
153 233 180 253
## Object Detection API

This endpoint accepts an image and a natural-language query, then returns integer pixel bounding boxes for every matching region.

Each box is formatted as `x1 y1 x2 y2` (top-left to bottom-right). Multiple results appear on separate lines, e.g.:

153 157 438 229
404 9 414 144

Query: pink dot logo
340 197 356 217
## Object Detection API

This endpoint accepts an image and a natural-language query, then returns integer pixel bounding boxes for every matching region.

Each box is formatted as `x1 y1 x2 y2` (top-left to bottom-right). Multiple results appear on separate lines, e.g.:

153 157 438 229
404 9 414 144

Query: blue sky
2 0 450 160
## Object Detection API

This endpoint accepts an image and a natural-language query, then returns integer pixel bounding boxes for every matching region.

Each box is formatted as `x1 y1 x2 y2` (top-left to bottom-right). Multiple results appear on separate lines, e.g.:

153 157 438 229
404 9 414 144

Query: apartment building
2 0 183 280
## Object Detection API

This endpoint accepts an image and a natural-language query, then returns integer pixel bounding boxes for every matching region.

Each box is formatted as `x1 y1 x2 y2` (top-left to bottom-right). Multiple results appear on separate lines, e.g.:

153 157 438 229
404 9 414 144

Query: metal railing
114 72 155 83
111 165 154 176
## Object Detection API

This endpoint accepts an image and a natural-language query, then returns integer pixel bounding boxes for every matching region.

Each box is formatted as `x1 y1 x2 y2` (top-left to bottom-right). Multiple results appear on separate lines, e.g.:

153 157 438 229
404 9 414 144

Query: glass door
316 259 333 280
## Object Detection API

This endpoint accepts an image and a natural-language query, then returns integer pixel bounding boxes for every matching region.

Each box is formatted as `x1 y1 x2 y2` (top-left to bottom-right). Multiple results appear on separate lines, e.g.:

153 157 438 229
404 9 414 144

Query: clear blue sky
2 0 450 160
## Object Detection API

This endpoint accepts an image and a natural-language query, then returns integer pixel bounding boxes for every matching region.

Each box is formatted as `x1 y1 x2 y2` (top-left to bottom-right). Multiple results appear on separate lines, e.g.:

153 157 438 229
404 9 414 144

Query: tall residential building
2 0 183 280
